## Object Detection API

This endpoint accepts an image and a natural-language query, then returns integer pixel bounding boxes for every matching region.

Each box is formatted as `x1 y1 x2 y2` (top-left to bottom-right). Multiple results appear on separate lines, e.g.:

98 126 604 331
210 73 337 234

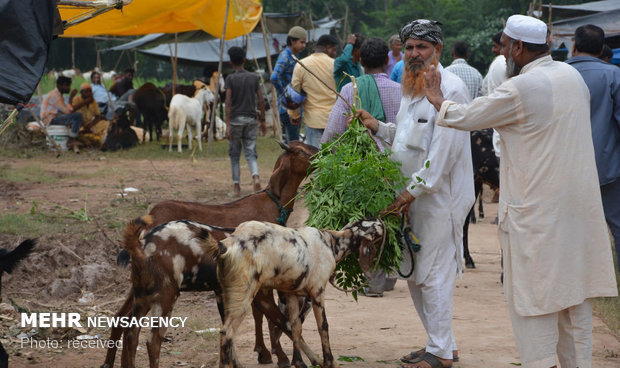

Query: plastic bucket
47 125 70 151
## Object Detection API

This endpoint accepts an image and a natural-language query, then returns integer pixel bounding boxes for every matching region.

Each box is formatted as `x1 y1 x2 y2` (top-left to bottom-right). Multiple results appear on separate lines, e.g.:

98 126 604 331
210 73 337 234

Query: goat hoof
256 349 273 364
277 359 291 368
292 361 307 368
465 261 476 269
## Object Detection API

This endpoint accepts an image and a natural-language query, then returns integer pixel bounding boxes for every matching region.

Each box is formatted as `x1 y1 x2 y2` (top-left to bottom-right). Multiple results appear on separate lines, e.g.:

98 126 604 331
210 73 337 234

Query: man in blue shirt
390 59 404 83
566 24 620 269
333 33 365 91
270 26 307 143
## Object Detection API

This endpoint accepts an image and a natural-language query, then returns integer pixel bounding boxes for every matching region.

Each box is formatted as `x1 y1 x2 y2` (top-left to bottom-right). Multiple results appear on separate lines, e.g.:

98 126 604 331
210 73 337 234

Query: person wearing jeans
225 46 266 197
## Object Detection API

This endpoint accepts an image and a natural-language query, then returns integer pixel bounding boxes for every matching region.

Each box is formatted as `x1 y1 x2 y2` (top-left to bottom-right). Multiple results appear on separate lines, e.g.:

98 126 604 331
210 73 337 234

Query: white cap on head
503 14 547 44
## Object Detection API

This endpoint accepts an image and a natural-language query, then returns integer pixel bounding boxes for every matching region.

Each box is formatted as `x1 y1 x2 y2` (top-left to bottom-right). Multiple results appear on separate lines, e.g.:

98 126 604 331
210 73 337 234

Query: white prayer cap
503 15 547 44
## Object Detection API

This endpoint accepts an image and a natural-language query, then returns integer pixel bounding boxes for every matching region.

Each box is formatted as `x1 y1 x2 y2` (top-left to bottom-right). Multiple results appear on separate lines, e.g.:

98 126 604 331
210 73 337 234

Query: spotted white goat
168 84 215 153
210 219 386 368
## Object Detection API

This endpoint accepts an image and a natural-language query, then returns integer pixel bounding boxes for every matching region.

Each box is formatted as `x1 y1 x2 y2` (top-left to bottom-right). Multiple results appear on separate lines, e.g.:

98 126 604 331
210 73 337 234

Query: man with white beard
352 19 474 368
424 15 618 368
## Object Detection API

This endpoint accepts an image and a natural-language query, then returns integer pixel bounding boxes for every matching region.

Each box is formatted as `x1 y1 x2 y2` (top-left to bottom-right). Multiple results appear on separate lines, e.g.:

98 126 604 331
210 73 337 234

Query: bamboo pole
260 14 282 139
207 0 230 153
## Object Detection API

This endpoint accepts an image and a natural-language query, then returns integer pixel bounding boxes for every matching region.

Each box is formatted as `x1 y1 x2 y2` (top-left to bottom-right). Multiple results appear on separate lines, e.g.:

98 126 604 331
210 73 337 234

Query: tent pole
207 0 230 153
173 32 178 96
260 14 282 139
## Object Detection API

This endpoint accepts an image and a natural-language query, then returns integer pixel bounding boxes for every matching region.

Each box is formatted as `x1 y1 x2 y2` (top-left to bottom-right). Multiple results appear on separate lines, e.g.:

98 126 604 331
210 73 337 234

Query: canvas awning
59 0 262 40
543 0 620 19
103 12 324 52
134 19 336 66
550 8 620 53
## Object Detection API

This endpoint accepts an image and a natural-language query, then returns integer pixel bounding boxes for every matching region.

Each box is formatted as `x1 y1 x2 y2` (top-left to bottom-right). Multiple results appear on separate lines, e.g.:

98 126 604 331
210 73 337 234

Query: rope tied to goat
265 189 293 226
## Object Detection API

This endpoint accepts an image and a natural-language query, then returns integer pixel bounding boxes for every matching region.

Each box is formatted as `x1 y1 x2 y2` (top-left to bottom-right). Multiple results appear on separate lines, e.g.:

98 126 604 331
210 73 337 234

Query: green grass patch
592 239 620 339
0 164 58 184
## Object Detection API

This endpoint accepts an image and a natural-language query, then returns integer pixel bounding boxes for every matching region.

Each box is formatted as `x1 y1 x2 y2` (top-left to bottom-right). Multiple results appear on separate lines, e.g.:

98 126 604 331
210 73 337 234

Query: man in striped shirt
445 41 483 99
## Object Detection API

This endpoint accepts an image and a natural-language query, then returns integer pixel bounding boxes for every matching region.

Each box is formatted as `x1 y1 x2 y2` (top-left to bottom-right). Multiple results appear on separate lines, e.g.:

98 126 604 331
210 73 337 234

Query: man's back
446 59 483 100
566 55 620 185
225 69 259 119
291 53 336 129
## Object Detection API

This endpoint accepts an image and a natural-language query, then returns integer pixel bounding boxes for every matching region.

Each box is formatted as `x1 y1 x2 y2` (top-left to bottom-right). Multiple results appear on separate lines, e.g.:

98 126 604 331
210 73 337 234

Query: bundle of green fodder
302 118 407 299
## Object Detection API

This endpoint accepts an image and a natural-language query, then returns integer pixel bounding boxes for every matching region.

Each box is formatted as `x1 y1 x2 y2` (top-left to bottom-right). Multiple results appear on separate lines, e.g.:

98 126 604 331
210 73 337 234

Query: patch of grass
592 239 619 339
0 164 58 184
0 213 65 237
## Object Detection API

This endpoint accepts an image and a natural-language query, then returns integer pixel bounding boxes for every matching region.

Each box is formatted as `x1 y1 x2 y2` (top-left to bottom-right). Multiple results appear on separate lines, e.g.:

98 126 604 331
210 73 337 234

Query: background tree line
47 0 589 79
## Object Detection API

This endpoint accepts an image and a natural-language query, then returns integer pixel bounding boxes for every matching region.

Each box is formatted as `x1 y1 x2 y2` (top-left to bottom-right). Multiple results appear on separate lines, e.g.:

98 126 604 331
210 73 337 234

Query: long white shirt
436 55 618 316
375 65 475 283
483 55 506 157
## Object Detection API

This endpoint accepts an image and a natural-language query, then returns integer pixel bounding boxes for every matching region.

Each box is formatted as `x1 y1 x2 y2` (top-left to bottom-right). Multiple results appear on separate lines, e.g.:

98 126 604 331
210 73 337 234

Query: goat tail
122 215 153 262
0 239 36 275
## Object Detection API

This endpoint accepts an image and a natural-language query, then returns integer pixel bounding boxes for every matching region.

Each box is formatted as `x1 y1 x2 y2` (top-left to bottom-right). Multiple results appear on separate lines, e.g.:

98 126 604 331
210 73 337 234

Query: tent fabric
613 48 620 65
550 8 620 53
543 0 620 19
103 12 323 52
136 23 335 66
59 0 262 40
0 0 56 106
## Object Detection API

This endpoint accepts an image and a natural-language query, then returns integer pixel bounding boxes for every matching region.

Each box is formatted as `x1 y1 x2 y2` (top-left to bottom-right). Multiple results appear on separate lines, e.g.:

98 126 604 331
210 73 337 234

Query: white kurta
376 65 475 283
437 55 618 316
482 55 507 157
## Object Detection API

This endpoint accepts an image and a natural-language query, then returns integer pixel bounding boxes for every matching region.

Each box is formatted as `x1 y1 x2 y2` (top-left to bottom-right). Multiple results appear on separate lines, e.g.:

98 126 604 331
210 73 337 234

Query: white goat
209 219 386 368
168 86 215 153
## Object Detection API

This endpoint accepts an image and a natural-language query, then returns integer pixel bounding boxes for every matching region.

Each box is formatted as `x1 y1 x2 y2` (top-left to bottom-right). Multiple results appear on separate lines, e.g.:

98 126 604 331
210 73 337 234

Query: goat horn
274 139 290 151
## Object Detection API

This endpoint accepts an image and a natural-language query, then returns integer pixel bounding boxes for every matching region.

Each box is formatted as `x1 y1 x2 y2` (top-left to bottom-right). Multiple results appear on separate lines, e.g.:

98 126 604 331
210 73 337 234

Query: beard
505 54 521 78
401 51 438 98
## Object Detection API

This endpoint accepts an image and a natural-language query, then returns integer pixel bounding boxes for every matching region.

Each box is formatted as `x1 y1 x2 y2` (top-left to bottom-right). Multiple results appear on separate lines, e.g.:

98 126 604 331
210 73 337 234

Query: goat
102 141 319 368
119 216 319 368
119 216 232 368
1 239 36 368
211 219 386 368
168 84 215 153
101 105 139 152
463 128 500 268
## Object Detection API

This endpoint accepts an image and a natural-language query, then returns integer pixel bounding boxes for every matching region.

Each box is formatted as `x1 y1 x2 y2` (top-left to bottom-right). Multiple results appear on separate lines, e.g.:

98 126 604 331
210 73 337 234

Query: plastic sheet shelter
59 0 262 40
0 0 58 106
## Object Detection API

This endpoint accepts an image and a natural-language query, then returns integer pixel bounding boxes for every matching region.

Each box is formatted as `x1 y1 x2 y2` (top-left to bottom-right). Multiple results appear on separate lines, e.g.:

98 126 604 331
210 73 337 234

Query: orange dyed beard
401 54 439 98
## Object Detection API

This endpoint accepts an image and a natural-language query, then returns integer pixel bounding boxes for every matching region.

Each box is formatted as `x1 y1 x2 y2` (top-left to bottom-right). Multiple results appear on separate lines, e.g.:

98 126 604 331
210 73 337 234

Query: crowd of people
38 16 619 367
267 15 618 368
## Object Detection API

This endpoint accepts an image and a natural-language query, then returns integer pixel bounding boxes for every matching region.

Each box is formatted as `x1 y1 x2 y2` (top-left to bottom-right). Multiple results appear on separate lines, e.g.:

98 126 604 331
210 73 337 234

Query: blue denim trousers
228 116 259 183
280 112 300 143
50 112 83 138
601 179 620 269
304 126 324 149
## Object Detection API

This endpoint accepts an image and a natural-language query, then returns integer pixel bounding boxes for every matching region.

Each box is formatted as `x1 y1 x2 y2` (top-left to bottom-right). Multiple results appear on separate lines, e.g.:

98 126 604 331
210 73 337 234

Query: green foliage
302 118 406 299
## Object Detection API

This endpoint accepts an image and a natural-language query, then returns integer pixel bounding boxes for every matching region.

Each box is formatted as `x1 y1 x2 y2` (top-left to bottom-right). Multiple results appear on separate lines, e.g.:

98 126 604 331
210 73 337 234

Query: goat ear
358 239 377 274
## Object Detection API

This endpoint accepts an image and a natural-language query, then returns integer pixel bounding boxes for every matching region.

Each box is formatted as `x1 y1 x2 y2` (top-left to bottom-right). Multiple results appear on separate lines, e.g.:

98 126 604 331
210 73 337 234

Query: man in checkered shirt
445 41 483 99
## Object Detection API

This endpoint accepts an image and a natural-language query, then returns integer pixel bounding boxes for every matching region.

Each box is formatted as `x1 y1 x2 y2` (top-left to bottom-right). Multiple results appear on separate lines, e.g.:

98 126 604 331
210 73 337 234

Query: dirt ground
1 151 619 368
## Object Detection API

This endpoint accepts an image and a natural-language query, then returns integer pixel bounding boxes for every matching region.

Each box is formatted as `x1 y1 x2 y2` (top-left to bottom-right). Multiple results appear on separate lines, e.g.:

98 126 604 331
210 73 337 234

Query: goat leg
253 291 320 366
101 290 133 368
251 303 273 364
284 293 306 368
310 292 335 368
146 293 177 368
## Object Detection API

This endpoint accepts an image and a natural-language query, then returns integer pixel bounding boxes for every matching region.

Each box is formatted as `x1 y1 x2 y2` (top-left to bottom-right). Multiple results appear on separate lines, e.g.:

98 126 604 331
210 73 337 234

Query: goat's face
344 219 385 273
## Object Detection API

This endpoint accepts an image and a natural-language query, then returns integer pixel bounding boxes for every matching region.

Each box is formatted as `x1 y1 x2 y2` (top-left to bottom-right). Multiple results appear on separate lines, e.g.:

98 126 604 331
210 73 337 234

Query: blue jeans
50 112 83 138
304 126 324 149
601 179 620 269
228 116 259 184
280 112 300 143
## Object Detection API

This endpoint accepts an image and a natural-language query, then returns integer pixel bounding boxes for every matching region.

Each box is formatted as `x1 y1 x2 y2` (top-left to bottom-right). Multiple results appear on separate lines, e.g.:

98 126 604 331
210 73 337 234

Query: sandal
402 349 458 363
401 352 452 368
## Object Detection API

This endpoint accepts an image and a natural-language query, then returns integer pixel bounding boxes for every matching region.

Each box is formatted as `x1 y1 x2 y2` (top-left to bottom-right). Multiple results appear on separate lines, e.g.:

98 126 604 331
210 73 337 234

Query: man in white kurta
353 19 474 368
424 15 618 368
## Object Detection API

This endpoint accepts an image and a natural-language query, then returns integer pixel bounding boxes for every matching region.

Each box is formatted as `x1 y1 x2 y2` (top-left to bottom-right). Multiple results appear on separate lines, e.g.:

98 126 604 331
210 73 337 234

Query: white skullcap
503 15 547 44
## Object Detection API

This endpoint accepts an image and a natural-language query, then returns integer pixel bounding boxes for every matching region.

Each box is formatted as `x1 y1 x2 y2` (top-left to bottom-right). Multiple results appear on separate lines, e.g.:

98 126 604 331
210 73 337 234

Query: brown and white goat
102 141 319 368
120 216 233 368
211 219 386 368
120 216 320 368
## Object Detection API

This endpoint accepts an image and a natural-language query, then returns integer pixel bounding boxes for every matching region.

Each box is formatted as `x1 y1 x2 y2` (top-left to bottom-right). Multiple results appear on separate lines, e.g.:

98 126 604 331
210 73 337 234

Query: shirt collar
521 54 552 74
451 58 467 65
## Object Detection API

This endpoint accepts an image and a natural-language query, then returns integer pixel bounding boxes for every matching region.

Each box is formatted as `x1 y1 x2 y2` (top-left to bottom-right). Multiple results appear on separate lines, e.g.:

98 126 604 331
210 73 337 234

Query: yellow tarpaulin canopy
59 0 262 39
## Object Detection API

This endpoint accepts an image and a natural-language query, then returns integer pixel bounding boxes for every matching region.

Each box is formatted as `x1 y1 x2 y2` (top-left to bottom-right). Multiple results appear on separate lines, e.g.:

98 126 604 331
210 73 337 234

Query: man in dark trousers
566 24 620 271
225 46 266 197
